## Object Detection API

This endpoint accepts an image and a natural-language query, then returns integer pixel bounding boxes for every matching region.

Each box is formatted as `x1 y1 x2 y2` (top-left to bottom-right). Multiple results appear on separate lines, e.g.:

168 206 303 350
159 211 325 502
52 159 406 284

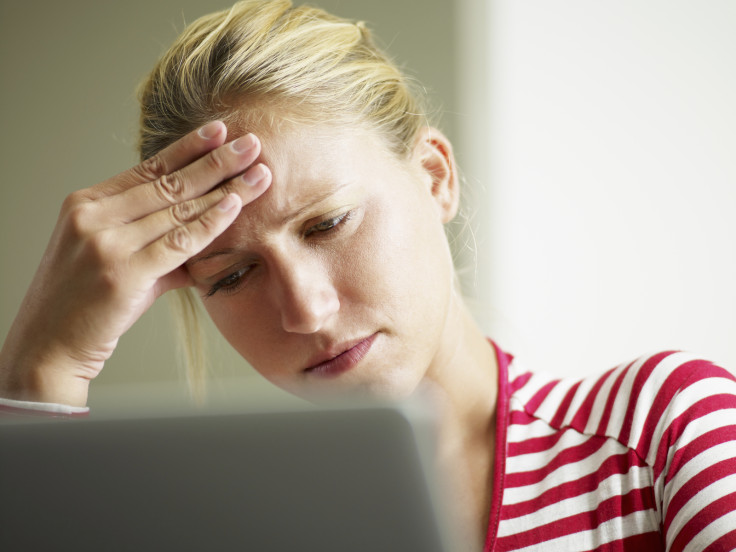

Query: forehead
232 121 404 227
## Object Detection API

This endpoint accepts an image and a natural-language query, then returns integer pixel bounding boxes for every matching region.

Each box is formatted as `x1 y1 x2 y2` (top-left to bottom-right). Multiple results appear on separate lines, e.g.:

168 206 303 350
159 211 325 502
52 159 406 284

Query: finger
98 133 263 224
122 163 271 250
86 121 228 200
131 192 244 289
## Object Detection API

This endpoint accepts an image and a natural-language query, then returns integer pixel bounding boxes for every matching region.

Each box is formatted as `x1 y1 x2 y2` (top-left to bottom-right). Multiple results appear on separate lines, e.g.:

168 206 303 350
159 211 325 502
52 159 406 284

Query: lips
304 333 377 377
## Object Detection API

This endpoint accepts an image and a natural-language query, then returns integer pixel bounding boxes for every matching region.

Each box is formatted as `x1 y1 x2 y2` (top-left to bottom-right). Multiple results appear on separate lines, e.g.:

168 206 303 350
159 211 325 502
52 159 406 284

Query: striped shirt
486 346 736 551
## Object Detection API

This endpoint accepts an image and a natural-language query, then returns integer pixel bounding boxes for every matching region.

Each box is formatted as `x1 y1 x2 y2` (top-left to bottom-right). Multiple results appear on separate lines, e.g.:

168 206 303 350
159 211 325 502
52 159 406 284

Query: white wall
459 0 736 376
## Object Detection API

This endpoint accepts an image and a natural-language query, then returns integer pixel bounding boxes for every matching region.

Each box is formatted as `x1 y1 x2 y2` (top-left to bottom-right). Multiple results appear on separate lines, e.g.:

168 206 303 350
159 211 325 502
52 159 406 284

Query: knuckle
153 172 186 204
98 264 122 292
83 231 115 266
64 201 95 238
169 200 198 225
61 190 86 212
165 226 193 253
135 154 168 182
199 208 222 234
206 147 227 173
218 181 236 198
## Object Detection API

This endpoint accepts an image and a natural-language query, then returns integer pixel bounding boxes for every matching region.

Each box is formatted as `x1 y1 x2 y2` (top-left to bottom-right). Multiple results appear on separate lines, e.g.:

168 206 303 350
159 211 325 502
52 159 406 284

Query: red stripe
508 409 538 426
702 527 736 552
665 423 736 488
617 352 672 446
525 380 560 415
634 361 701 459
508 426 568 457
670 490 736 552
636 359 729 462
653 393 736 482
510 371 532 394
595 363 631 435
502 449 646 519
496 487 656 549
664 457 736 532
582 530 663 551
570 367 616 432
550 381 581 429
505 435 608 488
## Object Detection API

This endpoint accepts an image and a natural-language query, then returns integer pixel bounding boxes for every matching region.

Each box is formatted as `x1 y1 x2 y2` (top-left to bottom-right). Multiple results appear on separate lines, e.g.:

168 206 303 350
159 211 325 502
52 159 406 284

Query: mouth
304 333 378 378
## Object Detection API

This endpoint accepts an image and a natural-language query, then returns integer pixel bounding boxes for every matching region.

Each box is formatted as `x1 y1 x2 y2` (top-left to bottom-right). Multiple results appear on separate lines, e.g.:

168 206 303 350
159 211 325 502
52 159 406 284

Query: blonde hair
137 0 430 398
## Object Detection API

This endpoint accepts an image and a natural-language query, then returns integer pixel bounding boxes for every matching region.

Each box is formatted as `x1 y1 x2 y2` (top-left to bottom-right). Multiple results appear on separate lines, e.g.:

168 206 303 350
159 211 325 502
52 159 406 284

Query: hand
0 121 271 406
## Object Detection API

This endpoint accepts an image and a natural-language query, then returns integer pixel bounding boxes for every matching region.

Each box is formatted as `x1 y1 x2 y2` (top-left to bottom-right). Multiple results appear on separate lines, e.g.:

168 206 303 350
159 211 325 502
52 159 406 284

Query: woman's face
186 121 460 401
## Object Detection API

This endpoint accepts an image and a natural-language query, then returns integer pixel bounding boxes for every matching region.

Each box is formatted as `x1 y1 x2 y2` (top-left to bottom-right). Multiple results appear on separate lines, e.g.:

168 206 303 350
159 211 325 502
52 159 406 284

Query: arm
0 121 271 410
653 360 736 550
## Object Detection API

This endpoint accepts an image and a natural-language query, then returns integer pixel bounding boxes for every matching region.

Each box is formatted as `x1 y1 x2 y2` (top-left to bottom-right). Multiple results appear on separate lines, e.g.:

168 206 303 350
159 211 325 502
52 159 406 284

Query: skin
0 117 498 549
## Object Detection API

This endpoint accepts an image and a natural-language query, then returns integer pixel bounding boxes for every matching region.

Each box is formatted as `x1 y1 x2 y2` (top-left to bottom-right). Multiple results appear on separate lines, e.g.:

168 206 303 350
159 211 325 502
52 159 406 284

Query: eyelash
205 267 251 298
304 211 352 237
205 210 354 298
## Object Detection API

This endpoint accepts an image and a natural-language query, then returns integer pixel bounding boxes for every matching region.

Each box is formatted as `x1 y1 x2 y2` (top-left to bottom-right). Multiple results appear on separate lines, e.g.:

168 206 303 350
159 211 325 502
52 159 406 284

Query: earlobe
413 127 460 223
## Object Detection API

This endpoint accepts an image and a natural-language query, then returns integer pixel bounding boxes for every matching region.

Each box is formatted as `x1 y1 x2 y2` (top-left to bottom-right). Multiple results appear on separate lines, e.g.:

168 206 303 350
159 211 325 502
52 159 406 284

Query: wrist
0 345 93 408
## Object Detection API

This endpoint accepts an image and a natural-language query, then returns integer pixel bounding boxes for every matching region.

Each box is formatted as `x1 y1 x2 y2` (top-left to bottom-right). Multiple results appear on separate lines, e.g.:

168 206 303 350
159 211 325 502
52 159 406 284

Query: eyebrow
187 247 239 267
187 182 354 267
277 182 352 225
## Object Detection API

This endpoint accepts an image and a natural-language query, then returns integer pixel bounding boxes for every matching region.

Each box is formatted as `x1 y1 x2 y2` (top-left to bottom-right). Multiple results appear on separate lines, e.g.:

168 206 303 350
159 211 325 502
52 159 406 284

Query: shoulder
500 351 736 549
506 351 736 456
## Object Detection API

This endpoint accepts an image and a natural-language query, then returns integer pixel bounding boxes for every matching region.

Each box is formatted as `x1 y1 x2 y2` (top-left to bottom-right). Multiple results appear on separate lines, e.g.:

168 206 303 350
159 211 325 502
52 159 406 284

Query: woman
1 1 734 549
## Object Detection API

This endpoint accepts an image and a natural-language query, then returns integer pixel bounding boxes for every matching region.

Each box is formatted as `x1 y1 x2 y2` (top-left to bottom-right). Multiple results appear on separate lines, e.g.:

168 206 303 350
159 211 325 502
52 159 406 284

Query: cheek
346 192 453 314
201 298 274 365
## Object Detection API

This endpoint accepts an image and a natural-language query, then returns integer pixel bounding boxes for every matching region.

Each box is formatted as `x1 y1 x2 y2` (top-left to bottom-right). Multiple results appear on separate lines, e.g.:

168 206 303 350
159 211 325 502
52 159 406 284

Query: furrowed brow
187 247 238 267
278 182 352 225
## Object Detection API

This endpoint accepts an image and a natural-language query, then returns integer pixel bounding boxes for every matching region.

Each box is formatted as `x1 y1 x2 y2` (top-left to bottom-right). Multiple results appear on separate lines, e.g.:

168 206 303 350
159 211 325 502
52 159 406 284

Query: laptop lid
0 402 456 551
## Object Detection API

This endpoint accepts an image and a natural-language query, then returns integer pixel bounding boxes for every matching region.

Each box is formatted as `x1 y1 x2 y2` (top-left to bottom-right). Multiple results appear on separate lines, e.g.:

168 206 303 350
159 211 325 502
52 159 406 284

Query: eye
304 211 352 237
205 266 251 298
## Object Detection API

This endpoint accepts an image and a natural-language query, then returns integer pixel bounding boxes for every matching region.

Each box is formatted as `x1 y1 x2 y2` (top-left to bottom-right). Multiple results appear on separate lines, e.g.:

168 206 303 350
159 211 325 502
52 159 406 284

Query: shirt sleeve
651 358 736 551
0 396 89 417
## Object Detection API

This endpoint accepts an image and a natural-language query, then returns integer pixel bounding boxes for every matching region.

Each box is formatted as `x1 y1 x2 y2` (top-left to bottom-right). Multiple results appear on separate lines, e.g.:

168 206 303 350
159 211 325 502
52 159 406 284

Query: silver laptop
0 401 457 551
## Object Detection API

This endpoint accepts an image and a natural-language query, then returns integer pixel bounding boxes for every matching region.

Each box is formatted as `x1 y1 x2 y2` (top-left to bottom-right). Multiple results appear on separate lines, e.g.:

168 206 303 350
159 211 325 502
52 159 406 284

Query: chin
279 367 425 405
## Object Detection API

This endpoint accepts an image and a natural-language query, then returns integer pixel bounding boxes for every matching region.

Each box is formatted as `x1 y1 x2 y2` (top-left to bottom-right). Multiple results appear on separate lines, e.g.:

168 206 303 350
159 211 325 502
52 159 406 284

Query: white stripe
645 377 736 466
583 364 622 435
668 472 736 548
506 403 560 442
681 509 736 552
497 465 655 537
559 371 600 428
663 441 736 512
534 378 580 424
506 427 596 474
510 369 559 409
627 352 701 456
653 406 736 521
668 407 736 452
604 355 648 438
500 509 656 552
503 438 631 505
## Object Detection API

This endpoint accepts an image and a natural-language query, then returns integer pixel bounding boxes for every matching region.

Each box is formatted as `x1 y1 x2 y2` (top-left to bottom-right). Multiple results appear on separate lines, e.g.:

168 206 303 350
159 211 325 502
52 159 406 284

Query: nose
272 257 340 334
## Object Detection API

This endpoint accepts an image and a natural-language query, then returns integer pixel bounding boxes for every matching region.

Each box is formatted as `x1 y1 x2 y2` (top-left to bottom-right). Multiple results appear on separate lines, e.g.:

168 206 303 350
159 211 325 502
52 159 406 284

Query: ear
411 126 460 223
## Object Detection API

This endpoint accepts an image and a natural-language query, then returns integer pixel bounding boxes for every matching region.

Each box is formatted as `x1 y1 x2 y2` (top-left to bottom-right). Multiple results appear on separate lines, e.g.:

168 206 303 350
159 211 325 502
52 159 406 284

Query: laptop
0 400 458 551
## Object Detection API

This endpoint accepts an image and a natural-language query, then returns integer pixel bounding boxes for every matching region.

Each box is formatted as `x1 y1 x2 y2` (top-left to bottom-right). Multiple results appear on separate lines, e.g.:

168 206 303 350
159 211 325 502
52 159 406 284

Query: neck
424 295 497 454
421 294 498 550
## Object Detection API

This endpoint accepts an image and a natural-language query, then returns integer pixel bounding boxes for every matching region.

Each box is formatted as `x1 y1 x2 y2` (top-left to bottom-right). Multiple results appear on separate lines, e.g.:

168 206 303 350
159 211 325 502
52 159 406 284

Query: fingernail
218 193 241 212
198 121 222 140
242 164 269 187
230 133 257 154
